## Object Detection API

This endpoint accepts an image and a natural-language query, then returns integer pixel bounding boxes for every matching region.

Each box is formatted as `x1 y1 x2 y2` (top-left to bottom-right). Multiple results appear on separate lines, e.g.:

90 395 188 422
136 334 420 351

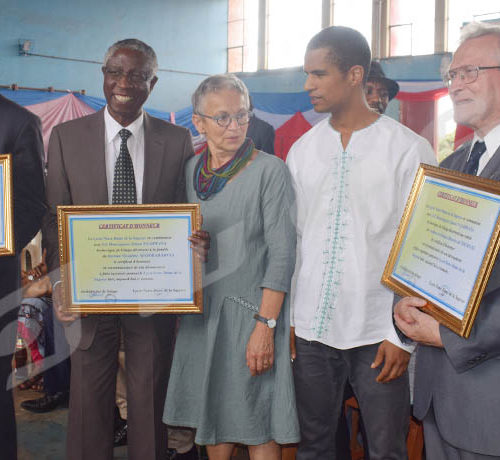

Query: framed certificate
382 164 500 338
58 204 202 314
0 154 14 257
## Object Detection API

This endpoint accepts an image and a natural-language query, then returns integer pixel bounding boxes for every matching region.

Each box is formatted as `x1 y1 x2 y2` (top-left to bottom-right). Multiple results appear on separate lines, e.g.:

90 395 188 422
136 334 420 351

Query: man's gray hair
103 38 158 77
460 21 500 45
192 74 250 114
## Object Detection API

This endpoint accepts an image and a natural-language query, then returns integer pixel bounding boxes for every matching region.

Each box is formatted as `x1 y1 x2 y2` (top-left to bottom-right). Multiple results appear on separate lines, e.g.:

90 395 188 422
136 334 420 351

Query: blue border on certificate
68 214 193 304
0 164 4 247
392 178 500 318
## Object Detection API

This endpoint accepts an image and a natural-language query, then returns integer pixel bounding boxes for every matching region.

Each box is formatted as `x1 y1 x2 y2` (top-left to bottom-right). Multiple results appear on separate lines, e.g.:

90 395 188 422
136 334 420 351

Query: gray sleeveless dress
163 152 299 446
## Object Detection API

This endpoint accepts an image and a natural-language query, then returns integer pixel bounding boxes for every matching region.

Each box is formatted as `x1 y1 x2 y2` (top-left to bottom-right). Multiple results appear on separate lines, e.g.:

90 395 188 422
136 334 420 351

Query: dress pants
66 314 176 460
0 309 18 460
424 405 500 460
0 266 21 460
293 337 410 460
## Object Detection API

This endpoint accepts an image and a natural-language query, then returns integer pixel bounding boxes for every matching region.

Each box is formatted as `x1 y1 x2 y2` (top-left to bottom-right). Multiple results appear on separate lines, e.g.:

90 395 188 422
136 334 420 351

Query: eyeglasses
443 65 500 88
102 67 151 84
196 111 253 127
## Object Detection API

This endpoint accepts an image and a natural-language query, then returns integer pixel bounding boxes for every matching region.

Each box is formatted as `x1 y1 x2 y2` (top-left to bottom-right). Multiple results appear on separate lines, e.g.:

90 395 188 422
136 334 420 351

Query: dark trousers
40 297 70 395
293 337 410 460
66 314 176 460
0 271 21 460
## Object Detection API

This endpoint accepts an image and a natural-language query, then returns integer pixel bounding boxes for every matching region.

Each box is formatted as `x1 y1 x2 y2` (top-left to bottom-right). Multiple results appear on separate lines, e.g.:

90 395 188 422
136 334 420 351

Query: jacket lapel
456 141 471 173
480 144 500 181
142 113 165 203
88 109 108 203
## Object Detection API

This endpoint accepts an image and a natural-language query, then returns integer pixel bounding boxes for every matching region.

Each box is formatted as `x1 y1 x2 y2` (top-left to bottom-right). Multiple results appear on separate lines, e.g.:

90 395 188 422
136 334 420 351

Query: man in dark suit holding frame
44 39 202 460
395 22 500 460
0 94 46 460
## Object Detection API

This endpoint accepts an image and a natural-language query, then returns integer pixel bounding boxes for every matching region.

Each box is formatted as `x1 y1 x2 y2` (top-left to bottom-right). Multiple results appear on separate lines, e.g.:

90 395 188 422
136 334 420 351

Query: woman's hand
290 326 296 360
188 230 210 262
246 322 275 376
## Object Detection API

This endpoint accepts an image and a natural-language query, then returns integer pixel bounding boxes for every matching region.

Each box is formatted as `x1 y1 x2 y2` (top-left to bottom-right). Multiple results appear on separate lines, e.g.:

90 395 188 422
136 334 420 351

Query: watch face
268 318 277 328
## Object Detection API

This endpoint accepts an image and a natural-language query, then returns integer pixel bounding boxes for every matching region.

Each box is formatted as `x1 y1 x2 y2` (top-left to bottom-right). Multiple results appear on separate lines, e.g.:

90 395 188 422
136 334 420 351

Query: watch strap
253 313 276 328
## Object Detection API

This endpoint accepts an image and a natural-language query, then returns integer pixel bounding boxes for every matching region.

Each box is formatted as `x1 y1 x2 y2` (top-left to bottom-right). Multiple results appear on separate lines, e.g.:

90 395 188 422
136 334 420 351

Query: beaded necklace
193 138 255 200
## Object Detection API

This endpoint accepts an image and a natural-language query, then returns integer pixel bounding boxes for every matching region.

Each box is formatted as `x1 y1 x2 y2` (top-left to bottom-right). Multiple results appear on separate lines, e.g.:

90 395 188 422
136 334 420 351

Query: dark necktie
464 141 486 176
112 129 136 204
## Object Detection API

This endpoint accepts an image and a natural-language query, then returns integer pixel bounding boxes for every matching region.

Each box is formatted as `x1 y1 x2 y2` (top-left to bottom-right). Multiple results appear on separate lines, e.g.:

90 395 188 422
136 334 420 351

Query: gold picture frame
382 164 500 338
58 203 202 314
0 154 14 257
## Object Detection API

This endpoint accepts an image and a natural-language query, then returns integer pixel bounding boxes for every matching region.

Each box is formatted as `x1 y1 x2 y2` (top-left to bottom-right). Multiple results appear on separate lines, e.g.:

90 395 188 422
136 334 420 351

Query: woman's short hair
103 38 158 77
306 26 371 85
192 74 250 114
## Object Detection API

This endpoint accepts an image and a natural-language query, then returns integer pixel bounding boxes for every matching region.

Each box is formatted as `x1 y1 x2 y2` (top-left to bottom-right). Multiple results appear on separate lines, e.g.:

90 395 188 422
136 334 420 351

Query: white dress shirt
287 115 437 351
104 106 145 204
470 123 500 175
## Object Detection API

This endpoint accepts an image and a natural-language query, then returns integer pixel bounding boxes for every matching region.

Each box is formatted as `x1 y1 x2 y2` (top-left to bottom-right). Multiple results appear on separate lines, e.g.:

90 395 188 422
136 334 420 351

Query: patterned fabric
315 147 352 339
464 141 486 175
193 138 255 200
112 129 136 204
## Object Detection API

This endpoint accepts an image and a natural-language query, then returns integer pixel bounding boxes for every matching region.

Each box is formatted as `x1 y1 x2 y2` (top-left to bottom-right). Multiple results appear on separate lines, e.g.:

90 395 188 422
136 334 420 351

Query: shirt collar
104 106 144 144
471 123 500 160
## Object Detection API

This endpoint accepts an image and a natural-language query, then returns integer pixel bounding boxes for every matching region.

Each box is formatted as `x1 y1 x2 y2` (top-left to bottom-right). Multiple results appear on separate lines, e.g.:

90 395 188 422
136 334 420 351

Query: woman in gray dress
163 74 299 459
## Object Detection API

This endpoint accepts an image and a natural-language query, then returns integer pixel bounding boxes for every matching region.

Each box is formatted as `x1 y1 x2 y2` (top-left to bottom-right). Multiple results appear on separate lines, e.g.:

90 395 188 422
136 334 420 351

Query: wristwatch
253 313 277 329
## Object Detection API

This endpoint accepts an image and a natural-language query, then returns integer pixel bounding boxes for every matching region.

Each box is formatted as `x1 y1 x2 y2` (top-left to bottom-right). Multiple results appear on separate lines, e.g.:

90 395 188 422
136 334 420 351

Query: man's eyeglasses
102 67 151 84
196 111 253 127
443 65 500 88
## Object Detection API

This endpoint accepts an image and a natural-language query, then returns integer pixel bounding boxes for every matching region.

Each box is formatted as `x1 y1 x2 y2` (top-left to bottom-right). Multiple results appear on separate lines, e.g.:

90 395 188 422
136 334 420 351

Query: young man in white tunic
287 26 436 460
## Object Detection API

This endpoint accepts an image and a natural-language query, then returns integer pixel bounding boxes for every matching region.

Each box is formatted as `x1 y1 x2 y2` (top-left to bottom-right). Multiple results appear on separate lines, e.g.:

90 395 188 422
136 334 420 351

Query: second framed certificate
58 204 202 314
0 154 14 257
382 164 500 338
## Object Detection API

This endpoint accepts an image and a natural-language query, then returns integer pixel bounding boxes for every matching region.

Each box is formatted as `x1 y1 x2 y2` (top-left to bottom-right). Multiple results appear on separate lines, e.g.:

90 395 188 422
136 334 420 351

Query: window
267 0 322 69
448 1 500 52
389 0 434 56
333 0 372 48
228 0 322 72
228 0 259 72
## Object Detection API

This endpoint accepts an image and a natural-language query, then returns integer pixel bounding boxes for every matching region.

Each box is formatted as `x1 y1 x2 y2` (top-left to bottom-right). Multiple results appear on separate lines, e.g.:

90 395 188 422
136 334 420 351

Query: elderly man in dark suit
0 94 46 460
44 39 202 460
395 22 500 460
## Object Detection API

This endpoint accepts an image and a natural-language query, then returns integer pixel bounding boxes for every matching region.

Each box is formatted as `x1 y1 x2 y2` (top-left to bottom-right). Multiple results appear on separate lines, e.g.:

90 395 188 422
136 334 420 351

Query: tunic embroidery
314 147 352 338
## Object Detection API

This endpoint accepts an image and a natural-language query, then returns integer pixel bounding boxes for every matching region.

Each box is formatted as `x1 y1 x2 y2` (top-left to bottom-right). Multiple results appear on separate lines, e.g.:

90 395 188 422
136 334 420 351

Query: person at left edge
0 94 46 460
43 38 208 460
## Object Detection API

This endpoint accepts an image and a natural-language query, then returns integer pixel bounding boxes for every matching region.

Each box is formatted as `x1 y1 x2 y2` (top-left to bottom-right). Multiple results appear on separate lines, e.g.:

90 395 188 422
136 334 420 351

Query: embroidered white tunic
287 115 437 350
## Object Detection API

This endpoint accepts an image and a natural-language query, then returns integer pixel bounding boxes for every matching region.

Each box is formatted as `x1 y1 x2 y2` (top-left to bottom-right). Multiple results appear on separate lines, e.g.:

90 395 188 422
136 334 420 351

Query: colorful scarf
193 138 255 200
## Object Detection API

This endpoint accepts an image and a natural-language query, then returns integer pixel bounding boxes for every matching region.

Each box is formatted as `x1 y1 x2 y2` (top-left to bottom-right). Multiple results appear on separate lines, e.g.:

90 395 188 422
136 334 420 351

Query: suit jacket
247 115 275 155
0 94 45 460
413 140 500 456
0 94 45 300
44 108 193 349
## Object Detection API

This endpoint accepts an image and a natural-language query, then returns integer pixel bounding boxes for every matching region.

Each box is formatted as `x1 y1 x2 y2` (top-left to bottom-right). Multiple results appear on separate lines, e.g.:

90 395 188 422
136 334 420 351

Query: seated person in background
246 98 275 155
364 60 399 114
164 74 299 460
19 249 71 413
17 265 46 391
